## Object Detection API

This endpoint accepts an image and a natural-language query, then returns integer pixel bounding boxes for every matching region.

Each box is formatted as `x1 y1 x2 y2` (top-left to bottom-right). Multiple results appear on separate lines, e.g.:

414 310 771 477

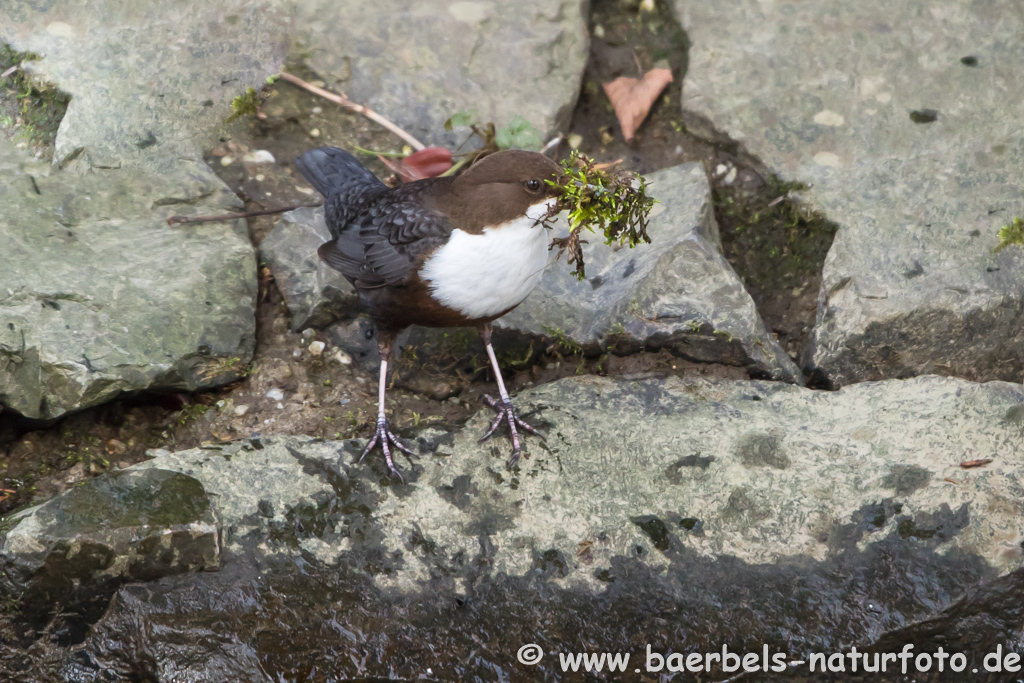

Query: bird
295 146 563 479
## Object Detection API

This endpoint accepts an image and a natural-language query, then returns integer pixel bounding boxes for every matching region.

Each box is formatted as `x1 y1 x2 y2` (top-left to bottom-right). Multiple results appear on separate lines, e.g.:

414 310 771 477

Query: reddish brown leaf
602 68 674 142
959 458 993 469
378 146 453 182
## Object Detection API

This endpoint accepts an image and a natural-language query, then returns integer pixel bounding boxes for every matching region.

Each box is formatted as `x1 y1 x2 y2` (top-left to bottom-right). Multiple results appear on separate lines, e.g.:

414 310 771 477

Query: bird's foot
360 417 416 481
479 395 544 469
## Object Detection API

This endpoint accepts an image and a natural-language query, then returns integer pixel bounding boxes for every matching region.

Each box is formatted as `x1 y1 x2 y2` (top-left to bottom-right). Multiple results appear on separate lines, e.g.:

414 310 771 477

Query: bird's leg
478 324 544 469
360 333 416 480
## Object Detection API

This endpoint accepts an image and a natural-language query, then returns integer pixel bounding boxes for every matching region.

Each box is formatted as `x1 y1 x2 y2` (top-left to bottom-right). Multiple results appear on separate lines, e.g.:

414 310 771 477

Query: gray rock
501 163 802 382
292 0 589 146
0 468 218 615
260 207 358 331
43 374 1024 677
0 139 257 419
1 0 291 170
673 0 1024 387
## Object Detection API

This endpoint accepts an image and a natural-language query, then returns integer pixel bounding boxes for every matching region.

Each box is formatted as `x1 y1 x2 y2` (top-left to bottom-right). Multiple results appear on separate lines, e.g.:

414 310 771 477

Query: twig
1 65 19 79
277 70 426 151
166 202 323 226
540 134 563 155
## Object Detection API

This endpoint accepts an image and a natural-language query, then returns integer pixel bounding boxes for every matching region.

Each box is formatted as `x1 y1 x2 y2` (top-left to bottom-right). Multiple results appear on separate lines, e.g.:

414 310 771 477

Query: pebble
309 341 326 356
266 387 285 401
568 133 583 149
715 163 728 177
220 156 234 166
242 150 276 164
255 173 265 182
292 348 302 358
309 128 321 138
332 350 353 365
234 405 250 416
639 0 656 11
106 439 127 456
723 167 738 185
312 106 322 114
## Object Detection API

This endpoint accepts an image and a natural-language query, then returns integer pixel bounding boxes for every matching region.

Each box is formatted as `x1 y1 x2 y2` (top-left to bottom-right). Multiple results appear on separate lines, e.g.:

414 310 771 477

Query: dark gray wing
319 183 454 288
295 147 387 238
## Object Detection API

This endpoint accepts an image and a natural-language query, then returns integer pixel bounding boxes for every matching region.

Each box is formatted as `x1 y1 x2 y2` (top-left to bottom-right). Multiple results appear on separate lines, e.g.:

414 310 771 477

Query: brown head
431 150 562 232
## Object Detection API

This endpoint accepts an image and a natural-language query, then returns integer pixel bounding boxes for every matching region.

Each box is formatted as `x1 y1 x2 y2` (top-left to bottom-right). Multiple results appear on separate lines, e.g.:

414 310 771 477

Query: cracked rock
674 0 1024 387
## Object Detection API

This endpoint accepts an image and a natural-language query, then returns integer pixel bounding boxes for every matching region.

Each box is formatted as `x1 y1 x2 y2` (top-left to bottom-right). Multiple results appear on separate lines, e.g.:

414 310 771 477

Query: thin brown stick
166 203 322 226
277 70 426 151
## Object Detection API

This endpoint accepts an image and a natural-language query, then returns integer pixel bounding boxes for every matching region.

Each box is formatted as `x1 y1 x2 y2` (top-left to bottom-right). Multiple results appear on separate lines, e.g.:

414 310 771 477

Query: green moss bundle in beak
545 151 656 280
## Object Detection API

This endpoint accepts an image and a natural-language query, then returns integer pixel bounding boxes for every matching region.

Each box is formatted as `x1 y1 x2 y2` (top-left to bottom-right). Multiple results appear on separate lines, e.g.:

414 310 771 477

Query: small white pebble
568 133 583 149
309 341 326 356
301 328 314 338
296 186 314 195
715 163 728 177
234 405 250 416
220 156 234 166
309 128 321 138
332 350 353 365
311 106 322 114
276 402 284 410
593 24 605 38
724 167 738 185
265 191 273 197
242 150 275 164
292 348 302 358
266 388 285 401
639 0 655 12
255 173 265 181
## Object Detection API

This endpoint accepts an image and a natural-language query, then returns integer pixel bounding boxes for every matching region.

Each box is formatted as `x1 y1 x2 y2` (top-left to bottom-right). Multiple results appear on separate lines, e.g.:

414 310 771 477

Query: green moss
548 152 657 280
0 43 71 151
542 326 583 355
993 217 1024 253
225 87 261 123
714 177 834 291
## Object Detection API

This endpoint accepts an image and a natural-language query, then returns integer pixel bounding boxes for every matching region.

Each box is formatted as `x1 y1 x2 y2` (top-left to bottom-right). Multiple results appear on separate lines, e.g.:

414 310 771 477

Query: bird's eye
525 179 542 192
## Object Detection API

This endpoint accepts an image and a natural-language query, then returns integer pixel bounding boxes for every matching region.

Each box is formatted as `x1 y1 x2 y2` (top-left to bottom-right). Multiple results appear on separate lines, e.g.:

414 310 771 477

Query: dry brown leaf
602 68 674 141
959 458 993 469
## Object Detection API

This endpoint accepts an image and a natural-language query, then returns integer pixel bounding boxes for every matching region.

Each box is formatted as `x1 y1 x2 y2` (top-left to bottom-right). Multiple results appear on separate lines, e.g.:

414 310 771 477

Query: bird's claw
479 395 544 469
360 417 416 481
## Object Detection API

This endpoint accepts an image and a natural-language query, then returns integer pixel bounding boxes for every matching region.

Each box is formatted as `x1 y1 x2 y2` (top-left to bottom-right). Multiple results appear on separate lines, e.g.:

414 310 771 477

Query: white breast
421 198 554 319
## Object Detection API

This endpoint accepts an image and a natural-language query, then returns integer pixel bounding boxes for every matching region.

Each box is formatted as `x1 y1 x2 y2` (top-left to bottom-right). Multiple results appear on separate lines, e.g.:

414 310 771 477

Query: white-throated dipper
296 146 562 478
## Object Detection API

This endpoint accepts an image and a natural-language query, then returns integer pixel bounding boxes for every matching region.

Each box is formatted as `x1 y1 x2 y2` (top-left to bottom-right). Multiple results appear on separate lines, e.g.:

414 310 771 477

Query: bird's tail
295 147 387 236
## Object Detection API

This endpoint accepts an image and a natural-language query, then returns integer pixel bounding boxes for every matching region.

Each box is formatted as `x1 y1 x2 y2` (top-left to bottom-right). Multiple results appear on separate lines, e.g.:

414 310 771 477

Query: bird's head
447 150 563 229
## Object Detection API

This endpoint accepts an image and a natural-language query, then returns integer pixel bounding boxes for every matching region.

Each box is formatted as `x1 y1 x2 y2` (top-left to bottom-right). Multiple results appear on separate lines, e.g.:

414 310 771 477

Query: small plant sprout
994 217 1024 253
544 151 656 280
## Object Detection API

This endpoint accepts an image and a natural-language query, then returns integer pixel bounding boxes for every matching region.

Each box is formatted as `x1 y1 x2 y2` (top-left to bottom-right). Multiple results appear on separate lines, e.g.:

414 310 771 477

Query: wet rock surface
0 139 257 420
500 163 802 382
292 0 589 147
0 468 217 622
7 374 1021 680
674 0 1024 387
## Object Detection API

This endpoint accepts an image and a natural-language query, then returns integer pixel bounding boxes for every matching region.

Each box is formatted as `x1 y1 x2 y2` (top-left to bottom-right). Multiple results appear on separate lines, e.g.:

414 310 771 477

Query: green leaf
494 115 542 150
444 108 478 131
